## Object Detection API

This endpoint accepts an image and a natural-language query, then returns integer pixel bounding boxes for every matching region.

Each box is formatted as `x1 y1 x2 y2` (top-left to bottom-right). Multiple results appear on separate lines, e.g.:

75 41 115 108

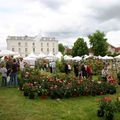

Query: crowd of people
0 56 119 87
0 56 25 87
64 62 92 80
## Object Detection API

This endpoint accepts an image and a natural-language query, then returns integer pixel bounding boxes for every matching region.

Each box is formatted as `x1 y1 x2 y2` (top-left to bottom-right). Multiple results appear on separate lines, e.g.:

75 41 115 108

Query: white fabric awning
0 50 18 57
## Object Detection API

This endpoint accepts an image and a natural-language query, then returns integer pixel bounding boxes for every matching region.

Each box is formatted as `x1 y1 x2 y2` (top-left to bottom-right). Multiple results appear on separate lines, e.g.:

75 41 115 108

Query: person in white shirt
0 64 7 87
101 67 108 82
19 58 25 72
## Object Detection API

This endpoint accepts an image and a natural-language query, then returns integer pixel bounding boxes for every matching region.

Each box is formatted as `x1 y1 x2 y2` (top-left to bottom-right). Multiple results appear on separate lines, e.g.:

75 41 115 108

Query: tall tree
58 43 65 54
72 37 89 57
88 30 108 56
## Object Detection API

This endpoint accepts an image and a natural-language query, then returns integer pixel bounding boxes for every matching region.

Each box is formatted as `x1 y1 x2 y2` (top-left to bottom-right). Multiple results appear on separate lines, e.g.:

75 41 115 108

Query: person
8 59 19 87
101 67 108 82
117 66 120 85
81 63 87 79
74 62 79 77
49 61 52 73
6 57 13 76
86 64 92 80
19 58 25 72
0 64 7 87
51 60 56 73
68 63 71 73
64 63 69 74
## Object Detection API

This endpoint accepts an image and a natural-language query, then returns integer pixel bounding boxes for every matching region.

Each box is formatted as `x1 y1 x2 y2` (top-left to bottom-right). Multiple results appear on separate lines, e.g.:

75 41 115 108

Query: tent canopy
72 56 82 61
27 52 38 58
0 50 18 57
38 52 46 58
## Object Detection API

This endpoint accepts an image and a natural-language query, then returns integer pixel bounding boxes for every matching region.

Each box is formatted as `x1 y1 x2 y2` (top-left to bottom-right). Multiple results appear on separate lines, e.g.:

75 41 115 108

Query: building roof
7 36 34 41
7 35 58 42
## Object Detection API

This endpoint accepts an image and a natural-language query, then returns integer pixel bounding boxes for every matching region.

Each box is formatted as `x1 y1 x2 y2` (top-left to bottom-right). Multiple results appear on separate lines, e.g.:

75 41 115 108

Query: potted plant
97 96 115 120
97 108 104 117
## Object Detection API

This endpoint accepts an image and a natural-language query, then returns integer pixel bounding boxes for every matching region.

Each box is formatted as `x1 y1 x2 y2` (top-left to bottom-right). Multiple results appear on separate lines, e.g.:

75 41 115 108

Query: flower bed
19 69 117 99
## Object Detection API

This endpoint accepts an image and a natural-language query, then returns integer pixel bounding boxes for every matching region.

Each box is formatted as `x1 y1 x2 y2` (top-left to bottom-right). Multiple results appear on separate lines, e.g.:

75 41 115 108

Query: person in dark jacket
65 63 69 74
8 59 19 87
81 64 87 79
74 62 79 77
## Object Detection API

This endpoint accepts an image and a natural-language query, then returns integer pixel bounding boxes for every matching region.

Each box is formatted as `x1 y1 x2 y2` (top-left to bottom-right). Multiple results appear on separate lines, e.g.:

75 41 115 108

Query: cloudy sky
0 0 120 49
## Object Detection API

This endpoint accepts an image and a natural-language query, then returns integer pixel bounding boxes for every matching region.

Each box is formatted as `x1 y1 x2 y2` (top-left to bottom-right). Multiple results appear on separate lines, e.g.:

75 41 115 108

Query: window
18 42 21 46
47 48 49 53
25 42 27 47
47 43 49 47
12 48 14 51
25 48 27 52
33 48 35 53
41 48 43 52
41 43 43 47
32 42 35 46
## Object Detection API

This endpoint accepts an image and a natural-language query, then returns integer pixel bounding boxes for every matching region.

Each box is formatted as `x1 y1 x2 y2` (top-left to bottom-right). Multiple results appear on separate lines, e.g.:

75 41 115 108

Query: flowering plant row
97 96 120 120
19 70 117 99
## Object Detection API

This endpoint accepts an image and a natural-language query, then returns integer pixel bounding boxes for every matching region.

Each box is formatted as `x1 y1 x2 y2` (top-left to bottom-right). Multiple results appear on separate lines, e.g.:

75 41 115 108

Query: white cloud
0 0 120 50
106 31 120 47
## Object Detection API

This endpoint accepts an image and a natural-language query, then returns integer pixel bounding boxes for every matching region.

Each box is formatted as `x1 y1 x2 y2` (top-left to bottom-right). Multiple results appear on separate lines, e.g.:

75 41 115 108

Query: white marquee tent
0 50 18 57
64 55 73 60
72 56 82 61
102 55 113 60
38 52 46 58
55 52 63 60
27 52 38 58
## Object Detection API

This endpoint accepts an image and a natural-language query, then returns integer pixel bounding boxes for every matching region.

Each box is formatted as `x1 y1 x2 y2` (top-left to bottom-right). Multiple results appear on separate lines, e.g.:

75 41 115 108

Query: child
0 64 7 87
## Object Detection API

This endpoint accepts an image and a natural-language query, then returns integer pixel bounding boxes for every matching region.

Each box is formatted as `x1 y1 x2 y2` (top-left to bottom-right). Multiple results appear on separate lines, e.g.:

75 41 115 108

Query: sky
0 0 120 49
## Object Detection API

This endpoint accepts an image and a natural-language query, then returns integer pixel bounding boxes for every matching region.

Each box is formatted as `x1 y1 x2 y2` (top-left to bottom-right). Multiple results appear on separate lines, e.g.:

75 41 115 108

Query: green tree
58 43 65 54
88 30 108 56
72 37 89 57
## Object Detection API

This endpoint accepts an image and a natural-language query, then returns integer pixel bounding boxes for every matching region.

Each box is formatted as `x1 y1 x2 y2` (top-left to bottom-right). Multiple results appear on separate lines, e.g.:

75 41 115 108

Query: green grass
0 87 120 120
0 72 120 120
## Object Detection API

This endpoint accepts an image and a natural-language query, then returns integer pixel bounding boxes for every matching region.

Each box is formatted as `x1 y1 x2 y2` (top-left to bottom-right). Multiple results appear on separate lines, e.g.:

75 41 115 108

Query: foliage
20 69 116 99
58 43 65 54
72 37 89 57
86 59 104 75
97 96 120 120
56 58 66 73
88 30 108 56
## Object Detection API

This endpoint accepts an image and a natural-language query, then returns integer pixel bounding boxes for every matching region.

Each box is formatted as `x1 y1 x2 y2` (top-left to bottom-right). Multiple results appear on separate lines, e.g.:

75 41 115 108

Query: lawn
0 86 120 120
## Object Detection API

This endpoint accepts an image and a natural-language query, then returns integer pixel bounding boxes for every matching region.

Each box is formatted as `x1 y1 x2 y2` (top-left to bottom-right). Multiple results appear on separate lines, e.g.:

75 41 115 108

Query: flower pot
40 95 47 99
29 92 36 99
24 91 29 96
105 113 114 120
97 109 104 117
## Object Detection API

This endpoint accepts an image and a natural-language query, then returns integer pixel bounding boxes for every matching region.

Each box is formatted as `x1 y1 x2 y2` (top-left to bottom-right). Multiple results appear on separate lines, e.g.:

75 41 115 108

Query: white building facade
6 35 58 57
